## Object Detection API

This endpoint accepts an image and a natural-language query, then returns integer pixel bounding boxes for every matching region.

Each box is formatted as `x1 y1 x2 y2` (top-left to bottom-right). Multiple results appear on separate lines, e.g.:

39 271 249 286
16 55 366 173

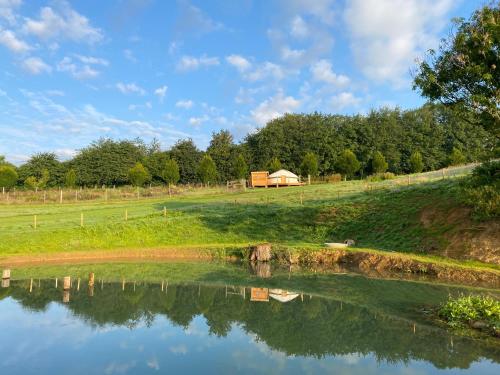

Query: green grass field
0 166 484 264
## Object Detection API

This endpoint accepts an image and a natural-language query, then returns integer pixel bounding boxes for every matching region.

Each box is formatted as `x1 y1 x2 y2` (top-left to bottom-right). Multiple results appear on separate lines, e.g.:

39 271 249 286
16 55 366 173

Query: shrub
409 151 424 173
24 176 38 190
366 172 396 182
371 151 388 173
383 172 396 180
0 165 18 189
327 173 342 183
461 161 499 219
128 162 150 187
438 295 500 335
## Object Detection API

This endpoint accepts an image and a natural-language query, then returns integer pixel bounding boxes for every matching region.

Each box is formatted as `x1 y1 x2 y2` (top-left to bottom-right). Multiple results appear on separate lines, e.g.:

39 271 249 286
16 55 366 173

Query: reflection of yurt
267 169 300 185
269 289 300 303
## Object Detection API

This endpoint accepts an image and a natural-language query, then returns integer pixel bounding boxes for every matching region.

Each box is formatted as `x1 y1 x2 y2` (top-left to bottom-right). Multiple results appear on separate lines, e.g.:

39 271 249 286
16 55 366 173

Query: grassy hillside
0 166 497 265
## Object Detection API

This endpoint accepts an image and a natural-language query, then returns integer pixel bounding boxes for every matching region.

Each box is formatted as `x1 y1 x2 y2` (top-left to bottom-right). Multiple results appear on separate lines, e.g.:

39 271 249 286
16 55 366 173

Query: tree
17 153 62 187
162 158 180 186
64 169 77 188
300 152 319 178
409 151 424 173
197 155 218 185
169 139 202 184
0 165 18 189
413 5 500 135
24 176 38 191
449 147 466 166
232 154 248 180
128 162 149 186
371 151 388 174
336 150 360 180
207 130 236 182
267 157 282 172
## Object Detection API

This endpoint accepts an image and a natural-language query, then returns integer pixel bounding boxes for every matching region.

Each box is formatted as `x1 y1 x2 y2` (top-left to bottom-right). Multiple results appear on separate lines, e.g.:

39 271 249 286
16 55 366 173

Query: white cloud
23 3 103 44
57 57 99 79
226 54 251 72
116 82 146 95
251 91 300 126
281 46 305 61
189 115 209 126
174 1 223 38
176 55 219 71
74 54 109 66
245 62 285 82
0 28 30 53
22 57 52 75
175 100 193 109
344 0 454 85
310 59 350 87
330 92 361 110
123 49 137 63
290 15 308 38
280 0 336 25
154 85 168 102
0 0 21 24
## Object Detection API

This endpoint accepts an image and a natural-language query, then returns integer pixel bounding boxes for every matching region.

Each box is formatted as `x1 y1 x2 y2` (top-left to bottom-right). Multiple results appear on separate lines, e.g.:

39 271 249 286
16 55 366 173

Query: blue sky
0 0 483 164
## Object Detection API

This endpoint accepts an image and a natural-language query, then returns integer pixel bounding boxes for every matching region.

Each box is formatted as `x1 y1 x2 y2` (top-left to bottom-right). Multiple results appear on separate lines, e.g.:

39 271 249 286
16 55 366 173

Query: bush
366 172 396 182
461 161 499 219
383 172 396 180
327 173 342 183
0 165 18 189
439 295 500 336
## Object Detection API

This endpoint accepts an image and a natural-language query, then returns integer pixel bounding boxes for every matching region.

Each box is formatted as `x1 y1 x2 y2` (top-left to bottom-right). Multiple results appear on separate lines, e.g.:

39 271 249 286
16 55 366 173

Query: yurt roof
268 169 298 178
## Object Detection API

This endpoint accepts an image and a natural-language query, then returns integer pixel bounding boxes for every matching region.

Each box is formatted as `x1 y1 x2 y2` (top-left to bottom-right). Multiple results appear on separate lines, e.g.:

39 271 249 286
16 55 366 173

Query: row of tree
0 103 494 189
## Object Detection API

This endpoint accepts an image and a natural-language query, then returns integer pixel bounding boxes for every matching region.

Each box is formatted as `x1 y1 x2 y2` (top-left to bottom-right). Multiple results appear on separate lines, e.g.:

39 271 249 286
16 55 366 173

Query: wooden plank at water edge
250 287 269 302
2 269 10 279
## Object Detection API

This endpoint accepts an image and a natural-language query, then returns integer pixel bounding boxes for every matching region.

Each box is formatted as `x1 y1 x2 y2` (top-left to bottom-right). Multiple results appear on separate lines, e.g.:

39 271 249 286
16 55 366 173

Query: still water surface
0 262 498 374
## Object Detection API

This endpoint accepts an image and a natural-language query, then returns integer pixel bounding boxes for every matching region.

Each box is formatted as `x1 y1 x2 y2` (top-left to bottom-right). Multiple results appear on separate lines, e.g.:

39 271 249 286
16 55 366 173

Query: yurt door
281 176 286 184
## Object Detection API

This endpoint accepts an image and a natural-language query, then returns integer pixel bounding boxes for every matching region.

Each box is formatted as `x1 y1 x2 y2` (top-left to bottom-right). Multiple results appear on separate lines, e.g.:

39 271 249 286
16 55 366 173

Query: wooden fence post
2 269 10 280
80 212 84 227
407 175 411 186
125 209 128 221
59 189 63 204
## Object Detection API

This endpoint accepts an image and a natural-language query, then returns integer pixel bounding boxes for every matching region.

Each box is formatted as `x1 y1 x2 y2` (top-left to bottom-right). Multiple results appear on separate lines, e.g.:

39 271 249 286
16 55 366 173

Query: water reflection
0 275 499 374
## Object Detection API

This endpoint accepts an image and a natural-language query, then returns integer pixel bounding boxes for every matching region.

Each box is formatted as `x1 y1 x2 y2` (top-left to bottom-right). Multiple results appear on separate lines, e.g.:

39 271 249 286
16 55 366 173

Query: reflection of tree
5 280 500 368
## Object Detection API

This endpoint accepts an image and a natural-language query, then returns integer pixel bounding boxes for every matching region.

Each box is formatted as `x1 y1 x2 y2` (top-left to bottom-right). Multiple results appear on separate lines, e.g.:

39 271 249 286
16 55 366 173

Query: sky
0 0 484 164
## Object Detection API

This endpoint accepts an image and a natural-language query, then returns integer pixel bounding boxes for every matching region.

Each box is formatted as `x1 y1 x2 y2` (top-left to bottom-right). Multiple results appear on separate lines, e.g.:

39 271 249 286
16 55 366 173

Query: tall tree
267 157 282 172
232 154 248 180
17 153 62 187
0 165 18 189
128 162 149 186
64 169 77 188
449 147 466 166
197 155 218 185
336 150 360 180
371 151 388 174
207 130 235 182
300 152 319 177
162 158 180 186
413 4 500 135
169 139 202 184
409 151 424 173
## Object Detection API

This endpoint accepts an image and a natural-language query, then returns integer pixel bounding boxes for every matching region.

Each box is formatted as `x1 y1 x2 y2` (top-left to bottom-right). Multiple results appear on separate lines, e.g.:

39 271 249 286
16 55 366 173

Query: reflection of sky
0 297 498 375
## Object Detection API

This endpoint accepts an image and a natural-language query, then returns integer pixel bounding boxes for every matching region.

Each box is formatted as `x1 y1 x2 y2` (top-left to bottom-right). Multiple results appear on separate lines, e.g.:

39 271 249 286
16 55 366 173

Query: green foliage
413 5 500 135
409 151 424 173
169 139 202 184
128 162 149 187
371 151 388 174
0 165 18 188
267 157 282 173
207 130 236 182
71 139 147 186
162 158 180 186
336 150 360 179
197 155 218 184
17 153 62 187
232 154 248 180
300 152 319 177
24 176 38 190
449 148 466 166
439 295 500 335
461 161 500 219
326 174 342 183
367 172 396 182
64 169 77 188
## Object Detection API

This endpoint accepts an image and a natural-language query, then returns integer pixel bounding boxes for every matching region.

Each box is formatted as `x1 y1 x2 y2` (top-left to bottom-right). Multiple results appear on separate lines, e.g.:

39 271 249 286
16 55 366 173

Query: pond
0 261 498 374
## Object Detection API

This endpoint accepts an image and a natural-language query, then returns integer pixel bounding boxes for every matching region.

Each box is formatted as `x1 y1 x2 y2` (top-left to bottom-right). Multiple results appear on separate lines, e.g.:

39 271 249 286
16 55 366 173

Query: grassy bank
0 168 497 270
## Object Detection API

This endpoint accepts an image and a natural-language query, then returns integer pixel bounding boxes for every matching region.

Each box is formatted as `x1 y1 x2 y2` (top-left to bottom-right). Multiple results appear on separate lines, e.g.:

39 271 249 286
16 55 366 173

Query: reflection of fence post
63 276 71 290
29 278 33 293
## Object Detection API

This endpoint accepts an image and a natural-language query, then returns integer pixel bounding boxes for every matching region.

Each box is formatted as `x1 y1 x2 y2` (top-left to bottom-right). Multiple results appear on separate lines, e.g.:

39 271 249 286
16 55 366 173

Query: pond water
0 262 498 374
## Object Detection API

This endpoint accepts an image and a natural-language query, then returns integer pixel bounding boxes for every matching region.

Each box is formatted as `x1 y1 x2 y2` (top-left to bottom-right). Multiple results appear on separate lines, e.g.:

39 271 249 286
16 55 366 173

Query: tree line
0 103 495 190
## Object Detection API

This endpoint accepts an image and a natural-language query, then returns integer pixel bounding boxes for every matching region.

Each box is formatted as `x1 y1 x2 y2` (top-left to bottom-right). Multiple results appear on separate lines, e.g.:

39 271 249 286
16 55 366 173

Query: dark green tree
449 147 466 166
0 165 18 189
162 158 180 186
128 162 149 186
169 139 202 184
371 151 388 174
413 5 500 135
17 153 62 187
64 169 77 188
409 151 424 173
267 157 282 172
232 154 248 180
197 155 218 185
300 152 319 177
207 130 235 182
336 150 360 180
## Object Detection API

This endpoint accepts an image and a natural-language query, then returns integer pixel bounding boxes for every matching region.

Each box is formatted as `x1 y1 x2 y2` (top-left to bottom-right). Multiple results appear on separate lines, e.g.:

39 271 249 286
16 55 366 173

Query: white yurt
267 169 299 184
